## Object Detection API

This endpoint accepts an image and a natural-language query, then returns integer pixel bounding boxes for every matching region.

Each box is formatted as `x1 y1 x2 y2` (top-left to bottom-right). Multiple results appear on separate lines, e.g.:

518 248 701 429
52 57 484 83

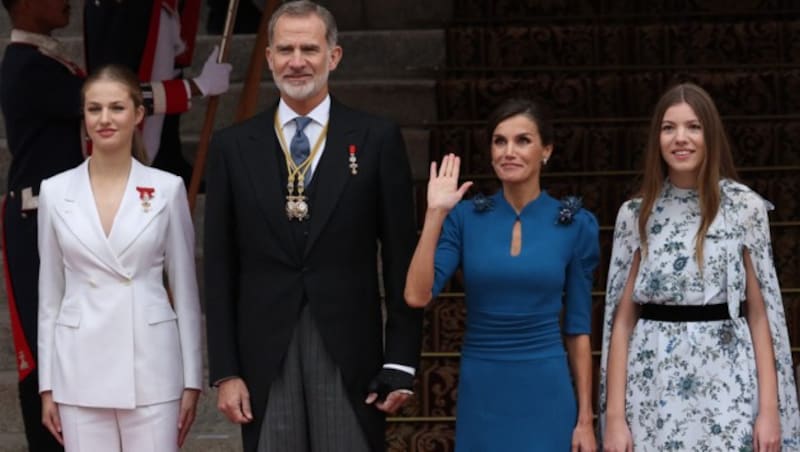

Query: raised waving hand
426 153 473 212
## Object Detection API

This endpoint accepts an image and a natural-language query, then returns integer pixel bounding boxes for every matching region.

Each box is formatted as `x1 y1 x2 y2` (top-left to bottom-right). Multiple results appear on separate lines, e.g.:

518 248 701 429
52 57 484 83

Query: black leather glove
366 368 414 403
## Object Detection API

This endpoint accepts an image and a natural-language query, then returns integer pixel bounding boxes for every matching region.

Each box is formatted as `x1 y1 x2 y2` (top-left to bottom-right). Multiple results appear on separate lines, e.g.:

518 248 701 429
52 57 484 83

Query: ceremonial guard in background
84 0 230 185
1 1 84 449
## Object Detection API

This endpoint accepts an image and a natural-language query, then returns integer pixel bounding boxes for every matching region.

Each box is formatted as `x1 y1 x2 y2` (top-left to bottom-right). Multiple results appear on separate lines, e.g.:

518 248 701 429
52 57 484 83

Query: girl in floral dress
599 83 799 452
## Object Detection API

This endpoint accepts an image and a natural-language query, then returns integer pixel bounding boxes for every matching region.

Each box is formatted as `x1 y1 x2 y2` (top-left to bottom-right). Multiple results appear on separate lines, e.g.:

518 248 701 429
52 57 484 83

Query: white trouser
59 400 180 452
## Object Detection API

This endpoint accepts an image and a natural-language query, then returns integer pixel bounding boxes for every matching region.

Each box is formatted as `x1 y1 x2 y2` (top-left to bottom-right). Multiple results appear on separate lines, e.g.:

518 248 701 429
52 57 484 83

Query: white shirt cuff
383 363 415 376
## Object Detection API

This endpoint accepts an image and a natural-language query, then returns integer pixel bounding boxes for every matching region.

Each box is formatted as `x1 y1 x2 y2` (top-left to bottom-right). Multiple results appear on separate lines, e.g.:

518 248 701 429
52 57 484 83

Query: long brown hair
637 83 738 267
82 64 149 164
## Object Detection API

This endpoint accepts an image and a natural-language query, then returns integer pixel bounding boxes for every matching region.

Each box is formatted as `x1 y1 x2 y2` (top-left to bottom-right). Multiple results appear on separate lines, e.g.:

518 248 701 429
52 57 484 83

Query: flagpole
235 0 279 122
187 0 240 213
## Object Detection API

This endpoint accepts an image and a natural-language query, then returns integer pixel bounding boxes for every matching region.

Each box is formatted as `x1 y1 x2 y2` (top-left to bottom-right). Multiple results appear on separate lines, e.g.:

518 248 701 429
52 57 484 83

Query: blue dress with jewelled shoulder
433 191 599 451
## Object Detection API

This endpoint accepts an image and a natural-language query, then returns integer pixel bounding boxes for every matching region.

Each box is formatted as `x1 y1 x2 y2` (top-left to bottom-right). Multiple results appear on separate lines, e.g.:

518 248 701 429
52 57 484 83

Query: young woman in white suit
37 65 203 451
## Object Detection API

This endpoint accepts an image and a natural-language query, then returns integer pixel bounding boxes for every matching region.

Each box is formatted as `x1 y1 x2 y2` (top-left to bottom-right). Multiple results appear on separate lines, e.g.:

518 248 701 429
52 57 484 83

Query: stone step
0 0 451 38
0 81 435 185
319 0 452 31
0 433 27 452
184 386 243 451
179 79 437 136
0 29 445 82
0 29 443 140
183 434 242 452
193 31 445 82
0 315 15 374
0 372 24 435
0 78 437 135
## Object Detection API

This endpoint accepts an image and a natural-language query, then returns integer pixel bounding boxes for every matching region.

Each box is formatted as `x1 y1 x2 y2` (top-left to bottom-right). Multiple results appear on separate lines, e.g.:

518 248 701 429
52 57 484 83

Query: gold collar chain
274 113 329 221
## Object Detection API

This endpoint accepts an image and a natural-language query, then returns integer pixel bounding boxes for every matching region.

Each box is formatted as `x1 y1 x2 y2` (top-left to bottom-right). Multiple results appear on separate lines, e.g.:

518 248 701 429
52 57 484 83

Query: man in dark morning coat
204 1 423 451
1 1 82 450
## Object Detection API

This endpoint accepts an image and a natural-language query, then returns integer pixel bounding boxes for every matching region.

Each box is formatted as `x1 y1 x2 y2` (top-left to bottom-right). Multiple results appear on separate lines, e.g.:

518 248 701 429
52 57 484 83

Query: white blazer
37 158 202 409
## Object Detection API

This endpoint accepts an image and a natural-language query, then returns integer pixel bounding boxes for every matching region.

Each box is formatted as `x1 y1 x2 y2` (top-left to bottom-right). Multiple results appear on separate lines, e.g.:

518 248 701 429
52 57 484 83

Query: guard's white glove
192 46 232 96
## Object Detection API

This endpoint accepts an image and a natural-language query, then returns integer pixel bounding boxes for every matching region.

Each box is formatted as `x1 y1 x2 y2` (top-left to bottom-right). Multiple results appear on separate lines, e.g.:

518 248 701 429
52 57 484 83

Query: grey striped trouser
257 305 370 452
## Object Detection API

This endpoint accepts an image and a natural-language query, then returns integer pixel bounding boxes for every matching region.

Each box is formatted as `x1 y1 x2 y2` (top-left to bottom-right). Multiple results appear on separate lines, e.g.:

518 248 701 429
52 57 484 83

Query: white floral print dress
598 180 800 451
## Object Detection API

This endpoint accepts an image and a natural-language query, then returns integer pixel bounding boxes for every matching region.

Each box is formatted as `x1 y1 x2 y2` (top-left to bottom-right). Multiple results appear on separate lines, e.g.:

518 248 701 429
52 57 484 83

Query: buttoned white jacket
37 158 202 408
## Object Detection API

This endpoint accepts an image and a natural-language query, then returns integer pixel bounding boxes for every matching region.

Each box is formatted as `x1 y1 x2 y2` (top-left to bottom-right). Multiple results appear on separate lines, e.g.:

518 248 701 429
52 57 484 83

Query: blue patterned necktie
290 117 313 168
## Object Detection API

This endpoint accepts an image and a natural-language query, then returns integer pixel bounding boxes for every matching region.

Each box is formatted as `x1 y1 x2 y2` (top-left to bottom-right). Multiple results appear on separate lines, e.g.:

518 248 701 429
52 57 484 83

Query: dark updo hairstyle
486 98 554 147
82 64 149 164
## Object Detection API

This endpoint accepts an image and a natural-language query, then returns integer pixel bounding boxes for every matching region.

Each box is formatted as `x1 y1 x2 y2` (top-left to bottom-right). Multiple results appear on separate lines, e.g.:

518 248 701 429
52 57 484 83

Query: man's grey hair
268 0 338 47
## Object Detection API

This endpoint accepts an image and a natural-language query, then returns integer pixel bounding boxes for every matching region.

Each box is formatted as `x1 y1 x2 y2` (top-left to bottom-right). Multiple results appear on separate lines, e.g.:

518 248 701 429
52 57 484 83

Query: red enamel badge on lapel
136 186 155 199
136 186 155 212
348 145 358 175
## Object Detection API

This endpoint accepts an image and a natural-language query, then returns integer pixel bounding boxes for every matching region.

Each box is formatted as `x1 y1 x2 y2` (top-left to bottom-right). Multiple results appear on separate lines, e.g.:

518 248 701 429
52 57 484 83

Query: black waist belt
639 303 742 322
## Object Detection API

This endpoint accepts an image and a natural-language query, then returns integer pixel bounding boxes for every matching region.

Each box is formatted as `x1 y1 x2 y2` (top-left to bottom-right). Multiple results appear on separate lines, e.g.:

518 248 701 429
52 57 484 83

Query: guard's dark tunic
1 37 84 452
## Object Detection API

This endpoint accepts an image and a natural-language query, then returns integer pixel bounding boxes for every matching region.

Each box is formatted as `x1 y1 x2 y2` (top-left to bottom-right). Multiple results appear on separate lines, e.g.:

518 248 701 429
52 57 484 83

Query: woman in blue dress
405 98 599 451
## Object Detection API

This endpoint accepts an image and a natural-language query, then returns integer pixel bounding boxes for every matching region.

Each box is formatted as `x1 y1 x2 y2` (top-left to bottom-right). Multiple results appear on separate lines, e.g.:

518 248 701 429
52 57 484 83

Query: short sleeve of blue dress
563 210 600 334
431 202 466 298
